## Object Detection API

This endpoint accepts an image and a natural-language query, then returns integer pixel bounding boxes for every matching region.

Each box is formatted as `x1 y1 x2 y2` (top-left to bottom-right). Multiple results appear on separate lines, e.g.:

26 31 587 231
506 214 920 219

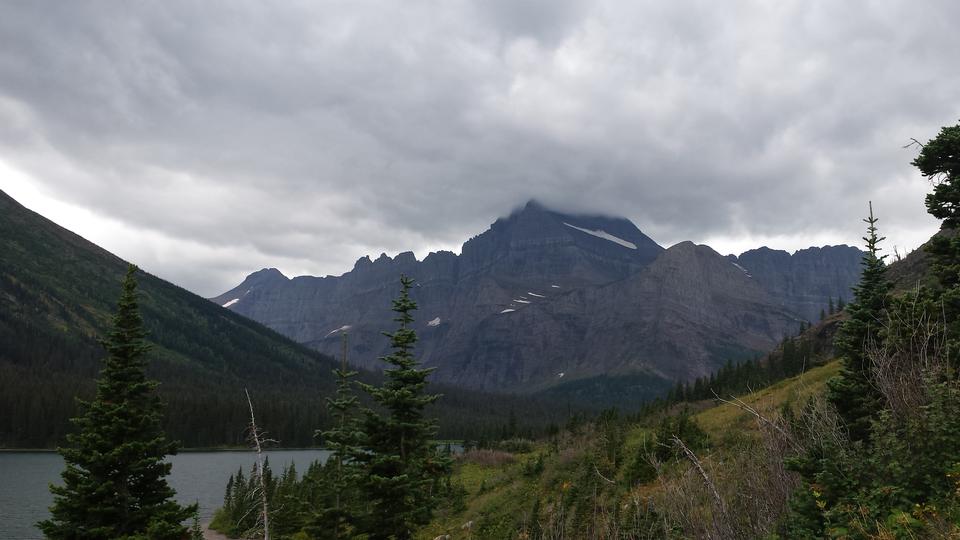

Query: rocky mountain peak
243 267 288 286
208 199 864 393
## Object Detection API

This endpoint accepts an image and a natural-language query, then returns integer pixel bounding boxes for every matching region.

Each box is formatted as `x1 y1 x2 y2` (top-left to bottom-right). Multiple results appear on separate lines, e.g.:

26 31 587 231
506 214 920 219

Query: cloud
0 1 955 295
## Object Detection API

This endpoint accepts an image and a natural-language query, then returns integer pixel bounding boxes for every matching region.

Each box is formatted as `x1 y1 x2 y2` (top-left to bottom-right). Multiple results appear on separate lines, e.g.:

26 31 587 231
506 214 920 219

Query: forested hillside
0 189 560 448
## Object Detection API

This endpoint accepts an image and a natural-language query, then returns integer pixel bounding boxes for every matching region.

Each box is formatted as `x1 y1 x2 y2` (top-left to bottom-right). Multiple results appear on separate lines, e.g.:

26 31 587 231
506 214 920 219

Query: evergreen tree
308 333 363 539
828 202 892 443
39 265 194 540
915 121 960 364
916 122 960 227
356 275 446 539
189 508 204 540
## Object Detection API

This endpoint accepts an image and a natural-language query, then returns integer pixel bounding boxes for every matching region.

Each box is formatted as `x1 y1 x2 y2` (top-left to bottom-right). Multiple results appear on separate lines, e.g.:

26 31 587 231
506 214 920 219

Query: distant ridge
213 200 863 394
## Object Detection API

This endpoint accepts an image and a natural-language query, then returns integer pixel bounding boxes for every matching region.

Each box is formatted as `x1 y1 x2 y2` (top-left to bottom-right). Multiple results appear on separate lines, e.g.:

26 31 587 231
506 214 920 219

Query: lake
0 449 331 540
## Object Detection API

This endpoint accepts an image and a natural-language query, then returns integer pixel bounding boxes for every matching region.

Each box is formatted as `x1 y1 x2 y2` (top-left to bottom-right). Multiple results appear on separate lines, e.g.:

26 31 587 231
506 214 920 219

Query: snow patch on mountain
731 262 753 277
527 292 545 298
222 298 240 308
500 308 516 314
325 325 352 336
563 222 638 249
427 317 441 327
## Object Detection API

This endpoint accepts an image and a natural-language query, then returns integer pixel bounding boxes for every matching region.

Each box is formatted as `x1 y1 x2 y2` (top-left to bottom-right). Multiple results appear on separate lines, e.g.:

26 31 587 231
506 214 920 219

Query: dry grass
457 449 516 467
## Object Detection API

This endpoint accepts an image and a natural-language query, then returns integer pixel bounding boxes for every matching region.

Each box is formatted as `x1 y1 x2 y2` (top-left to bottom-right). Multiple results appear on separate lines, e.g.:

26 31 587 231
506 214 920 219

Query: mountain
0 190 558 448
729 245 864 321
214 201 861 393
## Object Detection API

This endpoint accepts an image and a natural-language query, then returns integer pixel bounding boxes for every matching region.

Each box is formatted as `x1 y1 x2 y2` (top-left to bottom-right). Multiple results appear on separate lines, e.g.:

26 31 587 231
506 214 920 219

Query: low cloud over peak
0 1 952 295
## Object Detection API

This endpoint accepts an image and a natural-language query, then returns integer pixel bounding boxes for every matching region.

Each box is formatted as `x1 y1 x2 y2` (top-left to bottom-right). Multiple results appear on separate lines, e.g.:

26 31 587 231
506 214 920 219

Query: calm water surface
0 449 330 540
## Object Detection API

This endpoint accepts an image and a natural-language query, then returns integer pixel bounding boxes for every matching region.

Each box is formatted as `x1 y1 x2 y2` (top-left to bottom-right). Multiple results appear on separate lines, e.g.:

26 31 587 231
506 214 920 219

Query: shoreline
0 447 330 453
1 440 461 453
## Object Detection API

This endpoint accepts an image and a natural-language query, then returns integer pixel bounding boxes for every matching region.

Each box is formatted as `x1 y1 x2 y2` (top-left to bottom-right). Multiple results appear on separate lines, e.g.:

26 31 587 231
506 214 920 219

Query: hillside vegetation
0 189 560 448
417 360 842 539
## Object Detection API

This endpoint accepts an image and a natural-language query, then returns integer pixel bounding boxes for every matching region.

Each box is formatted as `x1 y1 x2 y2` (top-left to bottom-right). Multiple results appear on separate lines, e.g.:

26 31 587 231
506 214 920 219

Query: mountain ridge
213 201 862 394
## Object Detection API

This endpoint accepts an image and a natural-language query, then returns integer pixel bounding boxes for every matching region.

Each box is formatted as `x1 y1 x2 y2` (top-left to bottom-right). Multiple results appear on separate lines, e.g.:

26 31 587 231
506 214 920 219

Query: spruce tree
308 333 363 539
915 122 960 364
356 275 445 540
39 265 193 540
828 202 892 443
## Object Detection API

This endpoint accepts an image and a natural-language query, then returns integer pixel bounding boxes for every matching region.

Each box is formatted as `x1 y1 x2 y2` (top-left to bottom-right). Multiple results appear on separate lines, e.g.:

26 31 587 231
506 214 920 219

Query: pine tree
308 333 363 539
828 202 892 443
915 121 960 364
356 275 445 539
189 508 204 540
916 122 960 227
39 265 194 540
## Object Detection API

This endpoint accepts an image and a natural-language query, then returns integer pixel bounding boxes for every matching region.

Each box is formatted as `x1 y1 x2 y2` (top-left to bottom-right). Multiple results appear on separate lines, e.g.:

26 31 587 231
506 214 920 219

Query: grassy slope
694 359 841 439
421 360 842 539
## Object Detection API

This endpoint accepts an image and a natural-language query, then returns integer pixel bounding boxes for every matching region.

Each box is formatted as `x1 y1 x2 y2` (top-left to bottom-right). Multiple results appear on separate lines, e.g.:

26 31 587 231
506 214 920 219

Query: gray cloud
0 0 956 295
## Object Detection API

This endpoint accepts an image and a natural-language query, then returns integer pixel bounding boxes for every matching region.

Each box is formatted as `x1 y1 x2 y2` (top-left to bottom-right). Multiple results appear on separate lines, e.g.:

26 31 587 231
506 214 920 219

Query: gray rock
211 201 861 393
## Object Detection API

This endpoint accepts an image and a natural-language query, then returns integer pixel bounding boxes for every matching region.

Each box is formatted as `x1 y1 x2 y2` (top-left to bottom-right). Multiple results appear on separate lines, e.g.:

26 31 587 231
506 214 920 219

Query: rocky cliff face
430 241 803 391
729 245 863 321
212 201 861 393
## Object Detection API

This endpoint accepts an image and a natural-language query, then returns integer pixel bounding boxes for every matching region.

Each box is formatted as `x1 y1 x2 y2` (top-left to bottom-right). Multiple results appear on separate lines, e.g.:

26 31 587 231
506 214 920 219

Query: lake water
0 449 331 540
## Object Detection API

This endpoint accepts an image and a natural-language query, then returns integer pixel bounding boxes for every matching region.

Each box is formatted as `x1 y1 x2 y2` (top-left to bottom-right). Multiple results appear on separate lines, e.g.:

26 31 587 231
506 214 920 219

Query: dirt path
202 523 230 540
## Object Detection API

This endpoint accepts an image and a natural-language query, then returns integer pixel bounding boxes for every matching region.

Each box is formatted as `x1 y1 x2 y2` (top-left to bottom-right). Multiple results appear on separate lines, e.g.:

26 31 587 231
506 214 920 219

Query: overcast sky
1 1 957 296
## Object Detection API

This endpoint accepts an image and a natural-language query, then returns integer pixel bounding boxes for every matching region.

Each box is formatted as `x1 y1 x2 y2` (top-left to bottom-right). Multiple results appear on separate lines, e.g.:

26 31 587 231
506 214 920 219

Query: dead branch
245 388 270 540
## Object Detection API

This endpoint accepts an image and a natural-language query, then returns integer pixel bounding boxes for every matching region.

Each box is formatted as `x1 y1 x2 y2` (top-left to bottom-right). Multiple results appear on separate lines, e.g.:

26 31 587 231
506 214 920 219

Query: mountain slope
0 190 558 448
730 245 864 321
213 202 856 394
447 241 802 391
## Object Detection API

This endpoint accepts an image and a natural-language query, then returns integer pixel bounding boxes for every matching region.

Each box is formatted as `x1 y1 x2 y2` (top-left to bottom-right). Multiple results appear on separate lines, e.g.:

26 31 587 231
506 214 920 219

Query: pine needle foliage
916 121 960 364
917 122 960 227
356 275 446 540
828 202 891 443
308 333 364 539
38 264 194 540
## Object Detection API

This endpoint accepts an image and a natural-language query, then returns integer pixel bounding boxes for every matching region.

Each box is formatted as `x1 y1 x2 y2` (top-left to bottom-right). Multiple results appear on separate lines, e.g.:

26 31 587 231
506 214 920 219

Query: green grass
420 360 845 538
418 450 539 539
695 360 841 439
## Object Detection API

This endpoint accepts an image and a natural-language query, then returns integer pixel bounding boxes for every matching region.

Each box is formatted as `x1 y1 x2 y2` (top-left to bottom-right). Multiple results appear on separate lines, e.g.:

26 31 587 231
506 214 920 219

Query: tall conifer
356 275 445 540
309 333 363 539
828 202 892 443
39 265 193 540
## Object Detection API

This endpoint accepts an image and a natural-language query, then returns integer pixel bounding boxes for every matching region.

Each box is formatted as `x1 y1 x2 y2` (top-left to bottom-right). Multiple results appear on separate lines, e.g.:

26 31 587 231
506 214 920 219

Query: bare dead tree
671 436 731 538
245 388 271 540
